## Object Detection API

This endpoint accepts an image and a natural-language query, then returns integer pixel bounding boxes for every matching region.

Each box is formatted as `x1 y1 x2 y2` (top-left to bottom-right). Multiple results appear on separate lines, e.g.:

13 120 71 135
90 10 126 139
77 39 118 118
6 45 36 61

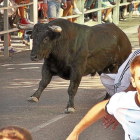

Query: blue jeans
48 1 61 18
84 0 94 9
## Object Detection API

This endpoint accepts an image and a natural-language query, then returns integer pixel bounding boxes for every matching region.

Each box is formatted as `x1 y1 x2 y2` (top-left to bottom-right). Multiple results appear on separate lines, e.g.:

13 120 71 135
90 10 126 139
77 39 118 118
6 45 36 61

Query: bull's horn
48 25 62 33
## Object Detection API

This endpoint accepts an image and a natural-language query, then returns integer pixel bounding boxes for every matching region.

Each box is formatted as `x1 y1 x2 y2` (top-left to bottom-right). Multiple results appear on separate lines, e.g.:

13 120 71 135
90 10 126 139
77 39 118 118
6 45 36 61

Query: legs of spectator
84 0 94 10
63 1 73 22
0 15 17 53
133 2 140 15
1 35 17 53
104 8 112 22
119 5 126 20
23 30 30 46
92 0 98 21
138 3 140 15
15 0 34 26
47 1 61 22
72 0 82 15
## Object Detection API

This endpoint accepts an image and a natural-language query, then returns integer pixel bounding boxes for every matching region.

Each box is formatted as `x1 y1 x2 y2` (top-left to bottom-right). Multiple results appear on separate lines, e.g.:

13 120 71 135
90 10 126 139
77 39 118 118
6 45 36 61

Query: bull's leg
65 71 82 114
28 64 53 103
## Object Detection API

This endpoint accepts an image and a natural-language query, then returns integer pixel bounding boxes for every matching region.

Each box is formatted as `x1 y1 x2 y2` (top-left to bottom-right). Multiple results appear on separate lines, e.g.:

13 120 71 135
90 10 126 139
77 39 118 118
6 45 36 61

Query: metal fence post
98 0 102 24
30 0 38 24
4 0 9 58
77 0 84 24
113 0 119 24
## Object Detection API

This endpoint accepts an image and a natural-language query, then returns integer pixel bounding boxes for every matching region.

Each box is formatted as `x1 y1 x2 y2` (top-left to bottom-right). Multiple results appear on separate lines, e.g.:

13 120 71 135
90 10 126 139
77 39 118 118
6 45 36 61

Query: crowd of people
84 0 140 22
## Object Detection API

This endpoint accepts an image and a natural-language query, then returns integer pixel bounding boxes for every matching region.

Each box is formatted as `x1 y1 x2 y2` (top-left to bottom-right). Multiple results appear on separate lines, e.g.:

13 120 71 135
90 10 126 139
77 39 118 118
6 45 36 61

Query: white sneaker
73 8 82 15
84 8 87 12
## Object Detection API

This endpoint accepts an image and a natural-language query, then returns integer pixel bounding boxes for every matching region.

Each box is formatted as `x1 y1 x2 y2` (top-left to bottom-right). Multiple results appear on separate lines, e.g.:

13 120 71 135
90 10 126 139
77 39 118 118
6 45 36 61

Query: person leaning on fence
0 0 18 52
62 0 81 23
43 0 67 22
102 0 116 23
14 0 34 28
0 126 33 140
66 54 140 140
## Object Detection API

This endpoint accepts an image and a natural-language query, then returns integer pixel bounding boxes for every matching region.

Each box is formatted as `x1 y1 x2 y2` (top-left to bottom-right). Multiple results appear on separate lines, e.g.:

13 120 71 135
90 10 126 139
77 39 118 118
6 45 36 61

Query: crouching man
66 54 140 140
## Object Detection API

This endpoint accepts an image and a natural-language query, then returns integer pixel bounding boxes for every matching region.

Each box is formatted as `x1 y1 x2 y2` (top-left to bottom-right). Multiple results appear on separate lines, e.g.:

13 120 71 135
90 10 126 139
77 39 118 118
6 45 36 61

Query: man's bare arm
66 100 109 140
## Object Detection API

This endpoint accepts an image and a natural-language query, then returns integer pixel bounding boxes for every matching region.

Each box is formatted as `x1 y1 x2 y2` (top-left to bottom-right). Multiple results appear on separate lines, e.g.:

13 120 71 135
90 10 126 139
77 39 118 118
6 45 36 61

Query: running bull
27 19 131 113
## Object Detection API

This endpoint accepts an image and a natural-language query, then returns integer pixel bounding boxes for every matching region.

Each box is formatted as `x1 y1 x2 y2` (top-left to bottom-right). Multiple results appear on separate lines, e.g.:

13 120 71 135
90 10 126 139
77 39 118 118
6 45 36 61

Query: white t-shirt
106 91 140 140
0 0 17 17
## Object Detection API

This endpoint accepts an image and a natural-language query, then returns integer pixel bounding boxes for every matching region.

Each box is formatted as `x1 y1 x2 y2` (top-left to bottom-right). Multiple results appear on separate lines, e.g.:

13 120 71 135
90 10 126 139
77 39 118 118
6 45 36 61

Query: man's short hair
0 126 32 140
130 55 140 77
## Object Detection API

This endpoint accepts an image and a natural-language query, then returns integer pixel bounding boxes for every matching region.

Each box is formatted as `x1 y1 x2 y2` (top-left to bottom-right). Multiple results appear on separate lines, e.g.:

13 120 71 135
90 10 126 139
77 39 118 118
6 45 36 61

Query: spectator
84 0 94 11
119 0 127 20
84 0 97 22
66 54 140 140
92 0 98 21
0 126 33 140
0 0 18 52
102 0 116 23
62 0 74 22
43 0 67 22
132 1 140 16
62 0 79 22
0 0 33 52
15 0 33 28
72 0 82 15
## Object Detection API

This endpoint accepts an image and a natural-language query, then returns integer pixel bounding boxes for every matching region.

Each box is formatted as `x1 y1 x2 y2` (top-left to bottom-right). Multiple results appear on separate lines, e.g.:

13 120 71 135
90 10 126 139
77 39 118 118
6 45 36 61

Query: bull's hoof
65 107 75 114
28 96 38 103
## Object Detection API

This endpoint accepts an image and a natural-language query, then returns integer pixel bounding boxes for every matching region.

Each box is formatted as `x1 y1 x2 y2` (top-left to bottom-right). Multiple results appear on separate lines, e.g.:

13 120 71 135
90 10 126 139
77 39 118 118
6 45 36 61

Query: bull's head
29 23 62 61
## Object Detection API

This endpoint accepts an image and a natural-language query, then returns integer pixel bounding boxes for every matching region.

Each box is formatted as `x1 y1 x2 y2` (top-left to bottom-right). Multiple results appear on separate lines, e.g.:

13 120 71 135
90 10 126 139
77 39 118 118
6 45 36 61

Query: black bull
28 19 131 113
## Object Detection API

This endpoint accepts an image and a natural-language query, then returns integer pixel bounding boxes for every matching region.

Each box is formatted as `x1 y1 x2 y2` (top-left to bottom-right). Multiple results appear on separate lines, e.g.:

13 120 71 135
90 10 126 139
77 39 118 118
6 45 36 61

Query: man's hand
62 2 67 10
102 114 118 130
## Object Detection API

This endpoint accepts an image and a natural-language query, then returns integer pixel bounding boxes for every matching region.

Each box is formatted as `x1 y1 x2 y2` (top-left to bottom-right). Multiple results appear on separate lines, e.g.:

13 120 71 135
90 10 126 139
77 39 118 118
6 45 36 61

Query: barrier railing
0 0 140 58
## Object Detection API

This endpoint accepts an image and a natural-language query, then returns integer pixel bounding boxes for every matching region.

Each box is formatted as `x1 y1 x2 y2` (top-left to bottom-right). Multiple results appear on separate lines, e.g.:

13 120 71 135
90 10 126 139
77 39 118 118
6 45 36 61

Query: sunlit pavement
0 16 140 140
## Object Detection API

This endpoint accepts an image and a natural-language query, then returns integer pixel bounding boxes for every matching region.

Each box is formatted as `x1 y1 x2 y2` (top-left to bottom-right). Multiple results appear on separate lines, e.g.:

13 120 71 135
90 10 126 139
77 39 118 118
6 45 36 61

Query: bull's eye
43 37 49 44
45 38 48 41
